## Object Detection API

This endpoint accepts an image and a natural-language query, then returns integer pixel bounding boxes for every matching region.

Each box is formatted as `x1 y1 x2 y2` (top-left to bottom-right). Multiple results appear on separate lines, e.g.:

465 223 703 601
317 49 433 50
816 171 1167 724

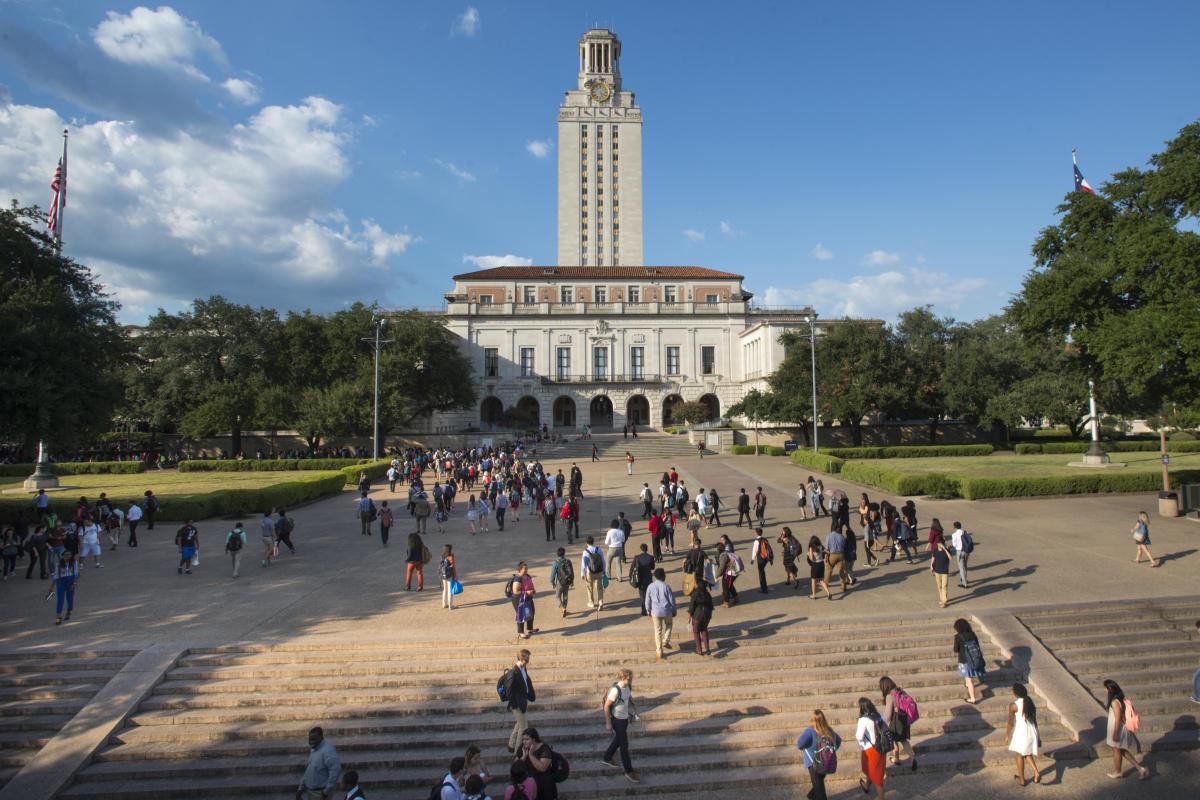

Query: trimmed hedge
340 459 391 487
0 461 146 478
178 458 369 473
0 472 347 524
731 445 789 456
1015 441 1200 455
839 462 960 497
959 469 1200 500
819 444 994 459
789 449 845 474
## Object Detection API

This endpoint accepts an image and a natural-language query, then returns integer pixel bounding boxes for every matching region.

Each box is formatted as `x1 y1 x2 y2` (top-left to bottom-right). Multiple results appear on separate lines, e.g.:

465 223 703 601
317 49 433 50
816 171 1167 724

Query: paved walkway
1 451 1197 798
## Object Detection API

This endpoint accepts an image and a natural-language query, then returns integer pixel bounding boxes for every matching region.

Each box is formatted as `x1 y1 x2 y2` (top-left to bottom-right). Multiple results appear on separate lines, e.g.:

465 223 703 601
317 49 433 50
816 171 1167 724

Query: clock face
588 81 612 103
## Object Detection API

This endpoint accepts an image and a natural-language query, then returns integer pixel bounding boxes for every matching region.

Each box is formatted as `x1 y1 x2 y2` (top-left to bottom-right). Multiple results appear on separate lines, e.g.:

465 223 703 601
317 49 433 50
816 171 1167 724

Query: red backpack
894 689 920 724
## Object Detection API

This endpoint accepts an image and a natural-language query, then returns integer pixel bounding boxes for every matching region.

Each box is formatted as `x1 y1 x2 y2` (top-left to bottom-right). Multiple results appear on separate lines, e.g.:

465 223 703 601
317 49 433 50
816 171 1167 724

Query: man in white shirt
601 668 641 783
580 536 607 610
639 484 654 519
950 521 970 588
604 520 626 581
437 757 466 800
79 520 103 568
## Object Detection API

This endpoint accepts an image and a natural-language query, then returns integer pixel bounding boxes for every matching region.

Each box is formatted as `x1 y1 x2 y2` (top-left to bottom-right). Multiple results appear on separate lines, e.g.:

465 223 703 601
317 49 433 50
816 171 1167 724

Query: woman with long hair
462 743 492 788
795 708 842 800
927 516 944 553
1131 511 1158 567
806 536 828 599
858 492 871 528
716 534 738 607
1006 682 1042 785
404 532 425 591
520 726 557 798
929 530 952 608
953 618 985 704
856 697 887 799
777 527 801 588
1103 679 1148 780
466 494 478 535
688 580 714 655
879 676 917 771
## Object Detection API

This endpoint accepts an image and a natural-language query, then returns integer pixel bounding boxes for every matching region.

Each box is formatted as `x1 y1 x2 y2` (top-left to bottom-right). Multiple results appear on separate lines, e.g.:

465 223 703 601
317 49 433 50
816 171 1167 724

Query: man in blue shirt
354 492 372 536
824 527 848 597
643 568 676 659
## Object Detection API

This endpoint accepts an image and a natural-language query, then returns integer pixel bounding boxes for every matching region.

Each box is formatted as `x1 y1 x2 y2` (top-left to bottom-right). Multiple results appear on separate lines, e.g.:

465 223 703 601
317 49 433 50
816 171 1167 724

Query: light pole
365 316 391 461
805 312 819 452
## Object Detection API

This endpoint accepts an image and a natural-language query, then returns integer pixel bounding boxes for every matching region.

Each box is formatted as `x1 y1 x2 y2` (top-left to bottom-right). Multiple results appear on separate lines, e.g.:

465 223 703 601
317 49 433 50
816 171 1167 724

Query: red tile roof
452 266 744 280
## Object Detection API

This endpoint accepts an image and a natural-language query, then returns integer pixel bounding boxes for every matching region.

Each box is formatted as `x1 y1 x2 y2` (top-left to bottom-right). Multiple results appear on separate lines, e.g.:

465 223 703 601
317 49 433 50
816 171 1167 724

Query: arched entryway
699 393 721 422
512 396 540 428
553 396 576 428
661 394 684 426
627 395 649 426
480 396 503 427
589 395 614 428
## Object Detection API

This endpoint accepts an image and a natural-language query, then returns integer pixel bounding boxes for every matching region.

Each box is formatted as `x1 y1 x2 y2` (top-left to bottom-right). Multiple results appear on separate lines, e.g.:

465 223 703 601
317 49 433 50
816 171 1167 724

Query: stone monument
23 441 60 491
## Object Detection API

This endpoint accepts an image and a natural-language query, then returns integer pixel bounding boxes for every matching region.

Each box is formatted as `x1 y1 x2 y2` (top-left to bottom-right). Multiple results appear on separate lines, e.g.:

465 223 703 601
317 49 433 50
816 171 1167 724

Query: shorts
181 546 197 560
80 542 102 557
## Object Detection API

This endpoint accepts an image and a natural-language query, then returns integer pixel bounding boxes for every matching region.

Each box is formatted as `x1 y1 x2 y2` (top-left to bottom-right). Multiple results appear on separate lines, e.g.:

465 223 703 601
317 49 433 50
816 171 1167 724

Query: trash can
1157 490 1179 518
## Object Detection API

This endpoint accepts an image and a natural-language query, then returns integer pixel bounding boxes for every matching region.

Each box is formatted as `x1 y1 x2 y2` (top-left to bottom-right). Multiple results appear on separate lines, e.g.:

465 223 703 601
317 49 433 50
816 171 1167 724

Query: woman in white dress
1005 683 1042 785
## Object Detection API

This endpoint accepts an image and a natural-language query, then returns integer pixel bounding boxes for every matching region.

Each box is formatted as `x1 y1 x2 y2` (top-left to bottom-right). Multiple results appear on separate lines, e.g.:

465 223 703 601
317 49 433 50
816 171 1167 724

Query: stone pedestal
1158 493 1180 518
1081 440 1110 465
22 463 60 491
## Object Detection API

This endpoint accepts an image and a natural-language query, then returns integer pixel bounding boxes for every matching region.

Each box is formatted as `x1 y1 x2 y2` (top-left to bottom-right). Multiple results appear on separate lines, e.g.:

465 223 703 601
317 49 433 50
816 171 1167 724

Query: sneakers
600 759 619 769
625 771 640 783
177 567 183 574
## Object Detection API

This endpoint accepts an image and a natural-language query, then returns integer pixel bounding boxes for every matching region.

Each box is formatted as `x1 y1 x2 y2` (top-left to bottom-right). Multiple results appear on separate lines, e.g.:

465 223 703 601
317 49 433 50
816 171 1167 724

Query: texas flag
1073 160 1094 194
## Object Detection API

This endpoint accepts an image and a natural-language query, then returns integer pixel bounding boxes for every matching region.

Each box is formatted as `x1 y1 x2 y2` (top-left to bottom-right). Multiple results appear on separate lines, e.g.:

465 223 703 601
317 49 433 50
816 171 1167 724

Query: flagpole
1071 147 1077 166
56 128 68 248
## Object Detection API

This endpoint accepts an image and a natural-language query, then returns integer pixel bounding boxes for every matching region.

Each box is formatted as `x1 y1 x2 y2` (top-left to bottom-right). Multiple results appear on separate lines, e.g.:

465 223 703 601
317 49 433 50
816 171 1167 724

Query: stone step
1017 599 1200 620
140 670 1026 714
78 727 1085 784
1023 621 1200 646
0 683 104 701
0 657 127 675
1049 651 1198 675
0 650 137 662
151 666 1023 702
0 697 87 717
0 731 53 750
0 670 118 687
62 746 1093 800
0 714 75 732
121 700 1031 739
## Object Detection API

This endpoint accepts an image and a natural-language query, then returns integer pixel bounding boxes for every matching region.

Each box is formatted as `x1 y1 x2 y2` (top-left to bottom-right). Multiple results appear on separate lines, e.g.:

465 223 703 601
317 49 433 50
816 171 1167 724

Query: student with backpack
601 669 640 783
806 536 828 599
1102 679 1148 780
378 501 394 547
549 547 574 618
953 618 987 704
879 676 918 771
855 697 891 799
716 535 741 608
795 708 841 800
520 727 561 798
749 528 773 594
275 510 297 555
580 536 607 611
432 756 466 800
511 561 537 640
498 650 535 754
224 522 246 578
503 761 537 800
439 545 457 610
950 520 973 587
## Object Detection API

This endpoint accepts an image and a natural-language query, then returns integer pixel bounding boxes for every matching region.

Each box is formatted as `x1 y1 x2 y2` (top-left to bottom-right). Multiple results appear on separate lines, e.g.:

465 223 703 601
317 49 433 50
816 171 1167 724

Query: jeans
607 548 624 581
229 551 241 578
627 463 633 475
692 619 710 653
556 584 569 610
380 524 390 546
496 508 505 530
642 500 653 519
957 553 970 586
443 579 454 608
652 615 673 654
544 516 556 541
55 577 75 615
359 511 372 535
604 716 634 772
26 547 46 579
128 520 139 546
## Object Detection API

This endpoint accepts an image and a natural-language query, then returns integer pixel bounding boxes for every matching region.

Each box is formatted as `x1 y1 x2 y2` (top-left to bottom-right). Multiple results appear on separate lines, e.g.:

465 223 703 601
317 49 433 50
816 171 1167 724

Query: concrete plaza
1 446 1198 798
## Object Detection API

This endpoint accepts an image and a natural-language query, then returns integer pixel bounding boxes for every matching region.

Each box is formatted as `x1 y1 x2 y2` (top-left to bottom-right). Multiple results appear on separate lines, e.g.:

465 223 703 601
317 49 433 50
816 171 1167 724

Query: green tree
943 315 1029 441
728 388 772 452
374 311 478 437
670 400 712 426
894 306 955 444
133 296 283 455
1011 120 1200 412
295 381 368 451
0 204 127 454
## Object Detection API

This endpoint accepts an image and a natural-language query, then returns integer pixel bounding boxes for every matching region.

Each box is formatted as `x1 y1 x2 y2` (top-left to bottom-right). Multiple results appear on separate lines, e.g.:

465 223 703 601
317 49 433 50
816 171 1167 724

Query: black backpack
504 574 518 598
550 749 571 782
428 781 456 800
226 531 243 552
587 548 603 575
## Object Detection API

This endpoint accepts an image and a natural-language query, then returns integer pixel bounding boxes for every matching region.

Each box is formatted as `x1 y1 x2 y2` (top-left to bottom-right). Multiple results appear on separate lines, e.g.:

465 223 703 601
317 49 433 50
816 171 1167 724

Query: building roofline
452 265 745 281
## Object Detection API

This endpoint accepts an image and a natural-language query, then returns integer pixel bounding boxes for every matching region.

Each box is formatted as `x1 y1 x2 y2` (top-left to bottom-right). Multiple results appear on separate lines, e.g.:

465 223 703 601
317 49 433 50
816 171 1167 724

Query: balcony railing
541 373 665 385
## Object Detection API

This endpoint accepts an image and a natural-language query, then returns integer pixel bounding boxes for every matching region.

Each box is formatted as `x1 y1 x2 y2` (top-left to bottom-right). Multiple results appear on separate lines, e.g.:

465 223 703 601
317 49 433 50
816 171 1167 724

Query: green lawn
875 450 1200 478
1 470 345 509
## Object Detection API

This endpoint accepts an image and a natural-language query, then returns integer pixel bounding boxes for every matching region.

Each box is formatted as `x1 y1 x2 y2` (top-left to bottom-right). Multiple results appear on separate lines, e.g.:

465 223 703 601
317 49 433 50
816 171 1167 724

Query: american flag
1072 150 1094 194
47 152 67 239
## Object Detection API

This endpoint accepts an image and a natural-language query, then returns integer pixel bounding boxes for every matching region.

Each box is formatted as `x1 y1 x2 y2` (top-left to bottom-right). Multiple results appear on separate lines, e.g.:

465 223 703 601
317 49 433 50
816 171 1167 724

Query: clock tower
557 28 643 267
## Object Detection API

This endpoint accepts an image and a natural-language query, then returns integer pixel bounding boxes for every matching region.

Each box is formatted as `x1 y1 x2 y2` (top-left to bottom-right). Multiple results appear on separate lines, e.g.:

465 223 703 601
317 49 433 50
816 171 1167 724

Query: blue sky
1 1 1197 323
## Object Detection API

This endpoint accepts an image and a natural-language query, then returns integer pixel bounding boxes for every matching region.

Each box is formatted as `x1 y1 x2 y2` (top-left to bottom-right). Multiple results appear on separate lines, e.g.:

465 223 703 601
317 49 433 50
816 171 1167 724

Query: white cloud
462 254 533 269
682 228 706 242
719 220 745 238
451 6 481 37
764 267 987 321
0 98 419 319
526 139 552 158
222 77 260 105
93 6 226 78
810 242 834 261
862 249 901 266
397 170 423 180
435 158 475 182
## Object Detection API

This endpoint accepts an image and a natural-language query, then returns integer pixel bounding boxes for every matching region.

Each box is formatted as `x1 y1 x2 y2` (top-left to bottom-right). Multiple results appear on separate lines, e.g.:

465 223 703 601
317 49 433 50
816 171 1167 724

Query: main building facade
432 29 816 433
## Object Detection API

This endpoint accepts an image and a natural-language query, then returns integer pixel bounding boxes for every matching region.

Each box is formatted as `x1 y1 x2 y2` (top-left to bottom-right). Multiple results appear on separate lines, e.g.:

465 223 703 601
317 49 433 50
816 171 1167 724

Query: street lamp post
365 316 391 461
805 312 819 452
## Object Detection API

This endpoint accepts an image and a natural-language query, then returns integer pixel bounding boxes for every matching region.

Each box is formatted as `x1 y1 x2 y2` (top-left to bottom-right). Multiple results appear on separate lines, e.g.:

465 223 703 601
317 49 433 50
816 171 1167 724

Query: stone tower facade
557 28 644 267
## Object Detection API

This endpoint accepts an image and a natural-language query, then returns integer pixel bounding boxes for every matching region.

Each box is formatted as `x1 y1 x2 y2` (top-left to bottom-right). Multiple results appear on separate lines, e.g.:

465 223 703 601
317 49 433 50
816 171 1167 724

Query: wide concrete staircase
0 649 134 788
1018 597 1200 751
538 432 703 463
61 616 1088 800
